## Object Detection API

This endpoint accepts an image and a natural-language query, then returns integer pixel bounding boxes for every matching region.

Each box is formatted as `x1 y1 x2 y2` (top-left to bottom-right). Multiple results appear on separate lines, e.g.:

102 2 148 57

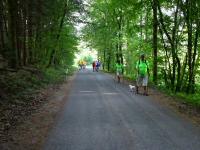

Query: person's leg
116 72 120 83
118 75 121 83
119 72 123 83
136 86 139 94
145 87 149 95
143 76 148 96
136 75 141 94
120 73 123 83
143 86 147 95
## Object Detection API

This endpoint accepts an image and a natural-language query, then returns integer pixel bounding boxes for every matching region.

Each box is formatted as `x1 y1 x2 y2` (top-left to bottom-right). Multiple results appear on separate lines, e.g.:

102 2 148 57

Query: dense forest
0 0 84 133
82 0 200 96
0 0 200 111
1 0 200 148
0 0 83 69
0 0 84 102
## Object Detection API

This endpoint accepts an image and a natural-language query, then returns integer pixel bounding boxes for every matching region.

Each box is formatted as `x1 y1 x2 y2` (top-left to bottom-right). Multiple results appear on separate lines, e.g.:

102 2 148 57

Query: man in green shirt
115 60 123 83
136 54 150 95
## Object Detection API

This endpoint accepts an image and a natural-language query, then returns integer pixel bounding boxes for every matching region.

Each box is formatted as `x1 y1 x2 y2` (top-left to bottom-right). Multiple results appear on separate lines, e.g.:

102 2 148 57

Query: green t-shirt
116 63 123 72
136 60 149 76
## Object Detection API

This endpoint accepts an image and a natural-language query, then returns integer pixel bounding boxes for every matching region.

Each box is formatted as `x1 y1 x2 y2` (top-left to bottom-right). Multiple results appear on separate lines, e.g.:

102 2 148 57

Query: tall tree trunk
140 0 143 48
23 2 28 66
157 0 174 89
27 0 33 64
0 1 5 54
34 0 42 63
8 0 18 68
47 1 68 67
152 0 158 85
107 52 110 71
103 49 105 70
157 0 180 91
186 0 194 93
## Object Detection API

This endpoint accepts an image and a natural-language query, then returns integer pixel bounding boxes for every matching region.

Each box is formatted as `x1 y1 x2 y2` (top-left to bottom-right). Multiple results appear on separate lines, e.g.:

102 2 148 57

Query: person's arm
120 64 124 69
136 61 139 73
147 61 150 77
121 64 124 74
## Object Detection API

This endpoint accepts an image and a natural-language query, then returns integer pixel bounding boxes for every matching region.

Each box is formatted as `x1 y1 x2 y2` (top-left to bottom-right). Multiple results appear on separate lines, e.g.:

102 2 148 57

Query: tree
152 0 158 85
0 0 82 70
82 0 200 94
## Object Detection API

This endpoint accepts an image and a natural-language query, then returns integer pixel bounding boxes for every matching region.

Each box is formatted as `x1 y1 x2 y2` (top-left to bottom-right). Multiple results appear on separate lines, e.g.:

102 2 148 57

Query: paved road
44 69 200 150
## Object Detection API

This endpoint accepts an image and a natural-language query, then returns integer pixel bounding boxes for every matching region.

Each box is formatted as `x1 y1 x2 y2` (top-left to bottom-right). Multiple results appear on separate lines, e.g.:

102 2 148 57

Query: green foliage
83 55 93 65
0 0 82 69
82 0 153 73
43 68 68 84
176 93 200 107
81 0 200 106
0 66 76 104
157 84 200 107
0 0 83 109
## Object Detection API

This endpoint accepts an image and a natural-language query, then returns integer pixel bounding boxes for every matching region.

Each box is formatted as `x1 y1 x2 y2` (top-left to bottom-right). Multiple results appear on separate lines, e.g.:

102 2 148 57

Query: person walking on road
96 60 101 72
136 53 150 96
115 60 123 83
92 61 96 72
78 60 83 70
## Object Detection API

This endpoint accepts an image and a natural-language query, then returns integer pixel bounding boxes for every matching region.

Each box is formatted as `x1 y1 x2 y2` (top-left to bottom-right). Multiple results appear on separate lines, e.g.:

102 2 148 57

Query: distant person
83 60 87 69
115 60 123 83
136 53 150 96
96 60 101 72
78 60 82 70
92 61 96 72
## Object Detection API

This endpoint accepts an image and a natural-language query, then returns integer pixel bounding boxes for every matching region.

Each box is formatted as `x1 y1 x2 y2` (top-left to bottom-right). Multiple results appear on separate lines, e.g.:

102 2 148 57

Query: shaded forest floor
0 67 75 150
150 88 200 125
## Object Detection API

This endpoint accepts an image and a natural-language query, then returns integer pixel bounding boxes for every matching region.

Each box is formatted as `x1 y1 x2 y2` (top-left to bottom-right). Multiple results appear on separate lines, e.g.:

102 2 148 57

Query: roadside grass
175 93 200 107
0 66 76 136
0 67 76 103
154 83 200 108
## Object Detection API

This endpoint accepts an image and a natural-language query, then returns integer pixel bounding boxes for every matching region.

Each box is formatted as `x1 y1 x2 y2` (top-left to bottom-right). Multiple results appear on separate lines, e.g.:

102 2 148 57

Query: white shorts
137 75 148 86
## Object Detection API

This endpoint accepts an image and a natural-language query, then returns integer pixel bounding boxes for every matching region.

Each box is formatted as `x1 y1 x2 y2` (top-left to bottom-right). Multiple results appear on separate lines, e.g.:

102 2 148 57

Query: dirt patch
149 88 200 126
0 74 76 150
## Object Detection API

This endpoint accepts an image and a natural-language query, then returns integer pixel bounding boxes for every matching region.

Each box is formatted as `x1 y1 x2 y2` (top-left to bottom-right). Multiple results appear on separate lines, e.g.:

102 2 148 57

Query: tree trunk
47 1 68 67
0 0 5 53
186 0 194 93
8 0 18 68
152 0 158 85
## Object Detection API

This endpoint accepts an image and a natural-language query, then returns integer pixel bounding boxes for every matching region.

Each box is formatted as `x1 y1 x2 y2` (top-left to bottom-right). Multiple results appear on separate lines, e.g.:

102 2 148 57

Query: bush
0 66 75 104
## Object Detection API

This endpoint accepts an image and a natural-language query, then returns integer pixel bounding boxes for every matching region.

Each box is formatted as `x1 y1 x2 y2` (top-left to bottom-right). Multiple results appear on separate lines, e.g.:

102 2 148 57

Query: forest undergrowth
0 67 75 143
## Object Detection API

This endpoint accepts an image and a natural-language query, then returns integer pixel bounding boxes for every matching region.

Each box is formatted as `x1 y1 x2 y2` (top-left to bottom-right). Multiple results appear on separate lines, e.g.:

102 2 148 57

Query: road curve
43 69 200 150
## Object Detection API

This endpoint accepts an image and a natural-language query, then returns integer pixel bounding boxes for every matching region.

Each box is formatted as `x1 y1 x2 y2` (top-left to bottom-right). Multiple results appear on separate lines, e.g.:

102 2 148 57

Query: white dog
129 84 136 94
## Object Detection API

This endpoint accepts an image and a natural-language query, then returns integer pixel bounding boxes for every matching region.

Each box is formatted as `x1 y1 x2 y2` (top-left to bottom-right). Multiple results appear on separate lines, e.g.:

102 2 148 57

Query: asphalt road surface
44 69 200 150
